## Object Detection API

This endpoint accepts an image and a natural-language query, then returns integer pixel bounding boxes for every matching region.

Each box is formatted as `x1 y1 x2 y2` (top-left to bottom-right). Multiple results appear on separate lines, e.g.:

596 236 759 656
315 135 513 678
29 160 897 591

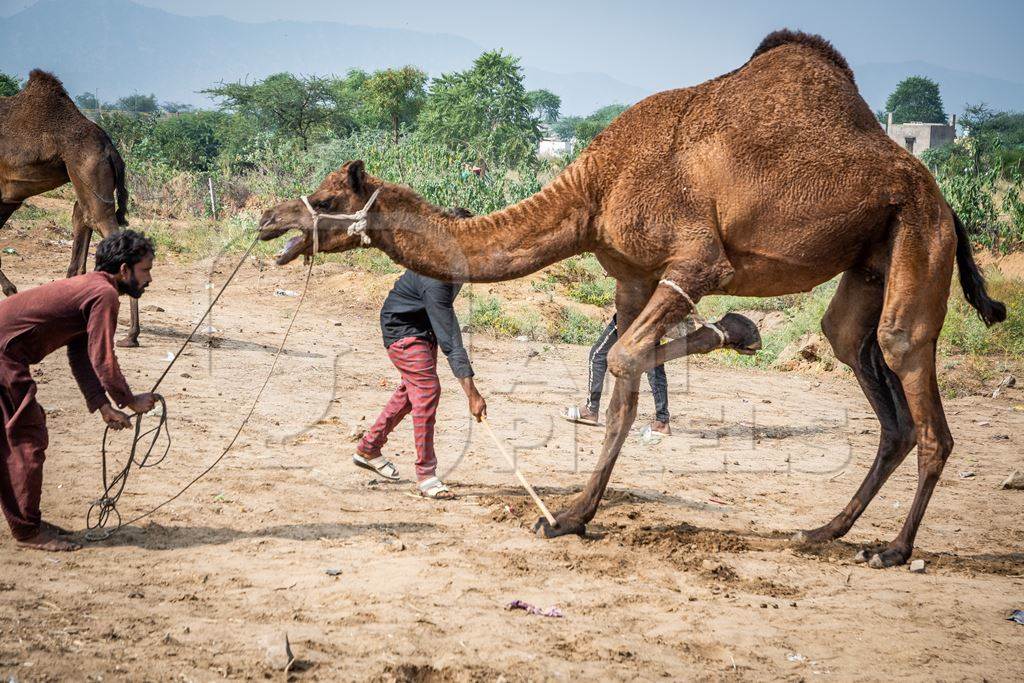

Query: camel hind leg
794 268 917 545
867 200 957 568
0 202 22 296
67 202 93 277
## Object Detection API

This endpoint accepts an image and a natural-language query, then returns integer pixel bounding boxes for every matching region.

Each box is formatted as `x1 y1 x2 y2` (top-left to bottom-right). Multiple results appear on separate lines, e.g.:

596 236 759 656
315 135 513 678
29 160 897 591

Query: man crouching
0 230 158 551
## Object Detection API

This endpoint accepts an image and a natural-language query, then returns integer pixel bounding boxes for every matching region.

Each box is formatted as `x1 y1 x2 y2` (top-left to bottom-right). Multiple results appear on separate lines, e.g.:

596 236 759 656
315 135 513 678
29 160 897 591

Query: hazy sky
3 0 1022 91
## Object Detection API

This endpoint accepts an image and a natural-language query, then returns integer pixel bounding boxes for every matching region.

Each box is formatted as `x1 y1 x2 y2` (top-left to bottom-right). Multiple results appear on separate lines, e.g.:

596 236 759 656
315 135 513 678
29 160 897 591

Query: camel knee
607 343 641 379
876 325 918 372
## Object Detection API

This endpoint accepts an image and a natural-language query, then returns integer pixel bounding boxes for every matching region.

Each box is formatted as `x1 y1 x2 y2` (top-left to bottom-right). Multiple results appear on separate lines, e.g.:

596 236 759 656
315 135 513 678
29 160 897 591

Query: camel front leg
638 312 762 373
535 279 652 538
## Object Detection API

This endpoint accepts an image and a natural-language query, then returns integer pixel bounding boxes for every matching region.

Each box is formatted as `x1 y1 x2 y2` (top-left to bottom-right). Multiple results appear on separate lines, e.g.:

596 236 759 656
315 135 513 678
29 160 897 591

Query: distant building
884 113 956 156
537 124 573 158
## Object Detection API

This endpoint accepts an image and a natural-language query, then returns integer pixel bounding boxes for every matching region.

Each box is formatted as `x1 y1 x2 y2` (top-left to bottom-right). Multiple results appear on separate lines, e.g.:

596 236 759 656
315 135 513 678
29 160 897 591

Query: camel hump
26 69 71 97
750 29 854 83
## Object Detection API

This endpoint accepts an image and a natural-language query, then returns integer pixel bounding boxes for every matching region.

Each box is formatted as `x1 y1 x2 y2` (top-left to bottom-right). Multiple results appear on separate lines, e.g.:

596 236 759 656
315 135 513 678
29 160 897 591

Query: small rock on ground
1001 470 1024 490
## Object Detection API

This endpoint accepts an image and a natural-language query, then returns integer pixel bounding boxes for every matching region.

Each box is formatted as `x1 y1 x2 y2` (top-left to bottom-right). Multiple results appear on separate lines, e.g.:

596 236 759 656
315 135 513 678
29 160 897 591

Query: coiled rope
85 234 317 540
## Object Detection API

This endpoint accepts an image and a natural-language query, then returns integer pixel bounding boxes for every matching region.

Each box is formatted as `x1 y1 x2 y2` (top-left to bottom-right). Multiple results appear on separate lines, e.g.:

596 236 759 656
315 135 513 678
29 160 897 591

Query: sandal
352 452 400 481
417 476 456 500
563 405 599 426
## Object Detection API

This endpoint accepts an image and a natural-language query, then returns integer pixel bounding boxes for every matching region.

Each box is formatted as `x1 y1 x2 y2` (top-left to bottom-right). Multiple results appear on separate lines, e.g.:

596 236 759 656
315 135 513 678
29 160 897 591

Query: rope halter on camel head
299 187 383 252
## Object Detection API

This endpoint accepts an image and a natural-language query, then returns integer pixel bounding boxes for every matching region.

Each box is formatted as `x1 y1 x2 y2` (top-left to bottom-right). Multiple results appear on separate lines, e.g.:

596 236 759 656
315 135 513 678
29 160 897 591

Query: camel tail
109 149 129 226
952 209 1005 326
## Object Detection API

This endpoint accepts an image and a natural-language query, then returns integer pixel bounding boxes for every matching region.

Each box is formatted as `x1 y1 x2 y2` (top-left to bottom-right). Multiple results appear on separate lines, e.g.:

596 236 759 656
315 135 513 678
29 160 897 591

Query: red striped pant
358 336 441 479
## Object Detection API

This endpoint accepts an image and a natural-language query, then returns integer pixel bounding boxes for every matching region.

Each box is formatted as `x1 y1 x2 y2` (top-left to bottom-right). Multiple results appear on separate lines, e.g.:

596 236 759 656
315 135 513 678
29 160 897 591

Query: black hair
94 230 155 274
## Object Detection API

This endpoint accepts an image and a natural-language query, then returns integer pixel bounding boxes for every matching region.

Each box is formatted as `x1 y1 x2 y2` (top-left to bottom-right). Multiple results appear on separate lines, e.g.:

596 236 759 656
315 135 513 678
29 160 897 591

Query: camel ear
346 160 367 194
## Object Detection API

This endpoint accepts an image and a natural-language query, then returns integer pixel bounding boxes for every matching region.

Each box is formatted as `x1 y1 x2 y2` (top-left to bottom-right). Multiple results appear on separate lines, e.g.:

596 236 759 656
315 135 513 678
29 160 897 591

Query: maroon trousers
0 355 48 540
358 336 442 480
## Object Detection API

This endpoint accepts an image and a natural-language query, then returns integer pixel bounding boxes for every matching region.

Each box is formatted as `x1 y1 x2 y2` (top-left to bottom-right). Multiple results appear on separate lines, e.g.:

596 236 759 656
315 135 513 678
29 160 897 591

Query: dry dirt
1 226 1023 681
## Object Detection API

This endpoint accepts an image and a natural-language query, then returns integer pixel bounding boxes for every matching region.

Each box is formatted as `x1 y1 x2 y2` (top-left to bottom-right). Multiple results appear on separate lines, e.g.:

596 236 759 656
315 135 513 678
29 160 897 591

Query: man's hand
468 390 487 422
127 392 157 414
99 404 132 430
458 377 487 422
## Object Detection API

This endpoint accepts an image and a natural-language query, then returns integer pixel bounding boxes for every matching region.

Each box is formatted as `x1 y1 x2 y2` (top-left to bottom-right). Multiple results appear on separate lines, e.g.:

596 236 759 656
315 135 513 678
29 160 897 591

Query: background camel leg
67 202 92 277
794 270 917 545
69 197 141 348
117 299 141 348
0 202 22 296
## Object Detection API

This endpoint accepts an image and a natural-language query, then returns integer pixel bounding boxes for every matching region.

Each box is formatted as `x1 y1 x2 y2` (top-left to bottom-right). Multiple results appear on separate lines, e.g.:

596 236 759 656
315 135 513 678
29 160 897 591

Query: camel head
258 160 378 265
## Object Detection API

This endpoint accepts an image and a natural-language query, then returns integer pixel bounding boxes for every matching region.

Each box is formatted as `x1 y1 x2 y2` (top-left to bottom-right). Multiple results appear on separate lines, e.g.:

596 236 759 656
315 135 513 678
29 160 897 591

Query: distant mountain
854 60 1024 116
0 0 650 114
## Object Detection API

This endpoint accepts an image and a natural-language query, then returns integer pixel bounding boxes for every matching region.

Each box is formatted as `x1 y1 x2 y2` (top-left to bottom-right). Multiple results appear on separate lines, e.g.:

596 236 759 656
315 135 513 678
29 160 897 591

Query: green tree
363 66 428 143
884 76 947 124
161 101 194 114
555 103 629 153
527 89 561 123
115 93 160 114
0 72 20 97
923 102 1024 251
325 69 372 137
551 115 581 141
204 73 334 149
75 91 99 110
417 51 542 167
150 111 225 172
97 110 157 157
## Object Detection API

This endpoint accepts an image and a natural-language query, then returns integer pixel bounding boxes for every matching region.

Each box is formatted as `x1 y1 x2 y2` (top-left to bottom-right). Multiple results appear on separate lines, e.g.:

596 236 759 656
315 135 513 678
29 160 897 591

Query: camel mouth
276 232 310 265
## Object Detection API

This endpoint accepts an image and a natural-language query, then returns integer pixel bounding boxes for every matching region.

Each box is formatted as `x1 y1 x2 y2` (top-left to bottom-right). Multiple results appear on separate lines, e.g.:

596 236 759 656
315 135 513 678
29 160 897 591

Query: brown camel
257 30 1006 568
0 69 140 346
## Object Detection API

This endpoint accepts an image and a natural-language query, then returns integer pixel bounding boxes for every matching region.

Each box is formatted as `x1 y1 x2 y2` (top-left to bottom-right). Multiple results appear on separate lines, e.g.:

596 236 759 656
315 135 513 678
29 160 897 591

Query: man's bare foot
41 521 73 536
16 528 81 552
650 420 672 435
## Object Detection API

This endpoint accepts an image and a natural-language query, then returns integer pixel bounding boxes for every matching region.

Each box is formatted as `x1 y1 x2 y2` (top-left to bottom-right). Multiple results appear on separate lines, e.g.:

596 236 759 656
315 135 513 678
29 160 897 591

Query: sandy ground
1 225 1022 682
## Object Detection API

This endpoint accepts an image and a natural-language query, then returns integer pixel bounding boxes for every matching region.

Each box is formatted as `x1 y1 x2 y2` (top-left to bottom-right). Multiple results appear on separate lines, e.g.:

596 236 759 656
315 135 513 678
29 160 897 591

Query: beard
118 273 147 299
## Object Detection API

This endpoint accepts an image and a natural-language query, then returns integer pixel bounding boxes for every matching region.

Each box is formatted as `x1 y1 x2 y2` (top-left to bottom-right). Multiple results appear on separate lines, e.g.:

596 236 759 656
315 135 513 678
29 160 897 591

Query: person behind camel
354 266 487 500
565 313 671 435
0 230 158 551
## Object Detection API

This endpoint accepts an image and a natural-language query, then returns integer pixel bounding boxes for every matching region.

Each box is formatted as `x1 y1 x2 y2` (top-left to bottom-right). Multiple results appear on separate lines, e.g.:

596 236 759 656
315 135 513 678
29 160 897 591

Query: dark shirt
379 270 473 379
0 271 134 412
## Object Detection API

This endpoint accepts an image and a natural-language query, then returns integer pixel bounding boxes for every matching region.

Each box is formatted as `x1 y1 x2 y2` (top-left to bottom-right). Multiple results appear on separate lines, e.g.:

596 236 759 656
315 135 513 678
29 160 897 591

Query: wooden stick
479 418 558 527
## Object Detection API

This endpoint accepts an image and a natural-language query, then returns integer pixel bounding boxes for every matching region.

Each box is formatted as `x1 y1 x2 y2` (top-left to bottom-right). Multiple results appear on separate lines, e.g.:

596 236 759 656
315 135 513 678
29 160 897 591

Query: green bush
568 279 614 306
555 306 604 345
463 293 543 339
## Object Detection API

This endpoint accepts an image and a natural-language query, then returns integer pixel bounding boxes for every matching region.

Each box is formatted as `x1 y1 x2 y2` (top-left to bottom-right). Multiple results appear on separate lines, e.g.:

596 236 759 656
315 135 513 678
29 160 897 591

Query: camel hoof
853 549 870 564
2 285 16 297
791 526 836 545
868 547 909 569
533 516 585 539
720 312 762 355
116 337 140 348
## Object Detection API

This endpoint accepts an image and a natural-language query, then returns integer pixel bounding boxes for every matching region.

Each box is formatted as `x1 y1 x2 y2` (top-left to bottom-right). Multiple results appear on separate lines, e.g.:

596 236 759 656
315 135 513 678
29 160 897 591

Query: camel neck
370 160 597 283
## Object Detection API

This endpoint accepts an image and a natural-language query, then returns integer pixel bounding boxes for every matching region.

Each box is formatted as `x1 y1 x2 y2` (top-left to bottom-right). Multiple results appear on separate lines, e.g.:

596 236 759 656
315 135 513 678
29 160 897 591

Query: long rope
85 236 316 540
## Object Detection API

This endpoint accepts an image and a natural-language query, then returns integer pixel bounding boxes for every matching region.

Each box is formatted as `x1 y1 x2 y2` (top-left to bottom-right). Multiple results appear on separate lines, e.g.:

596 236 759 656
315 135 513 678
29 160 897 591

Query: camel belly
0 159 68 204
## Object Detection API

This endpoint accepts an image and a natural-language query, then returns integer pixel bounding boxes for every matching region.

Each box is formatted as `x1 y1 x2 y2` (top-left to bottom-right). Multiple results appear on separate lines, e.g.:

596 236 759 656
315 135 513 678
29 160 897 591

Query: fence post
208 177 218 220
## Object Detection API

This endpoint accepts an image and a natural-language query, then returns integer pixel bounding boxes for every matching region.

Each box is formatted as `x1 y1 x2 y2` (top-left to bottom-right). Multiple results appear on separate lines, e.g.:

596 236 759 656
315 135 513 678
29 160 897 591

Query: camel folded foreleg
536 265 760 538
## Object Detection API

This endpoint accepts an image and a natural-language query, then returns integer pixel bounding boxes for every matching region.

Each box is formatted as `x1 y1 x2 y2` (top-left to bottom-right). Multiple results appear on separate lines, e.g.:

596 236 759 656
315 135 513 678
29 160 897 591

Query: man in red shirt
0 230 158 551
